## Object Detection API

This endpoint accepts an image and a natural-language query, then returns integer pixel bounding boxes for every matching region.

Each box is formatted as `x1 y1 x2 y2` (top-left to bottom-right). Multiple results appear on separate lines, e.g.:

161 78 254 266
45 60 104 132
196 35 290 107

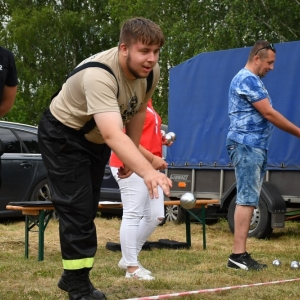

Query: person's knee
141 215 164 226
153 216 164 226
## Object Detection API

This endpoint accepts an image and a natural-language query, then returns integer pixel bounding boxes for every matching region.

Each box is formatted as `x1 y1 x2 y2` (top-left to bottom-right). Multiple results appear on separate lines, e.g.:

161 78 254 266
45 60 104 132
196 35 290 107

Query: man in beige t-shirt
38 18 171 300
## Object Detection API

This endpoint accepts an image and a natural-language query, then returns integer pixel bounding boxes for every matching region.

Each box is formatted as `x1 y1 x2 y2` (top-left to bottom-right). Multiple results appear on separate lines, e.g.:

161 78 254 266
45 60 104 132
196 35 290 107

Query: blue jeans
226 139 267 207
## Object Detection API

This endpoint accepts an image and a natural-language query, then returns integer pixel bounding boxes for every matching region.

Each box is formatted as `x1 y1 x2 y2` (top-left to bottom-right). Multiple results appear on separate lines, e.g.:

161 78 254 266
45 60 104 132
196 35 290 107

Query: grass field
1 215 300 300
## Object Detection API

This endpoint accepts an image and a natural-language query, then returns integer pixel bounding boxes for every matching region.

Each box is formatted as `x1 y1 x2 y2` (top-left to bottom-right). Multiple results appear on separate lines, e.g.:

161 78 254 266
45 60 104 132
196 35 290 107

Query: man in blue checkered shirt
226 40 300 271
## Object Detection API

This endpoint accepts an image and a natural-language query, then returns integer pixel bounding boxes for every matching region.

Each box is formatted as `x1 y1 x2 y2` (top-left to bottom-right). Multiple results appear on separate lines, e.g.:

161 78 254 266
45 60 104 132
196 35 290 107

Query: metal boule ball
180 193 196 209
272 259 281 266
168 132 176 142
161 130 166 137
290 261 299 269
164 134 172 145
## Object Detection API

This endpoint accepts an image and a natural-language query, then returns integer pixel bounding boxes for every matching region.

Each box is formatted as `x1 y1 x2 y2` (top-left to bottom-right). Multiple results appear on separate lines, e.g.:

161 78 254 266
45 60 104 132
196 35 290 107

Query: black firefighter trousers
38 109 111 270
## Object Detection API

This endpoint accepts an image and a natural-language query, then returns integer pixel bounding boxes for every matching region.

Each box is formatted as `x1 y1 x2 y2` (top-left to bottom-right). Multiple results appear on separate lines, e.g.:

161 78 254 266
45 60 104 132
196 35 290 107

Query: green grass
1 217 300 299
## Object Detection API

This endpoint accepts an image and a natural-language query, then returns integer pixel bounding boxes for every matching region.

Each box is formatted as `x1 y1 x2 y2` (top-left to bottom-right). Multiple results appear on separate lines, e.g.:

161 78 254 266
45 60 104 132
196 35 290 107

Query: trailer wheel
228 196 273 239
163 204 179 223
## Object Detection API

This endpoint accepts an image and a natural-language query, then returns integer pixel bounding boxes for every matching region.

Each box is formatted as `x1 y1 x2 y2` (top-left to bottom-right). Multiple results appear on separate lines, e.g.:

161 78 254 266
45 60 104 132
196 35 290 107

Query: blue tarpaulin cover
167 41 300 170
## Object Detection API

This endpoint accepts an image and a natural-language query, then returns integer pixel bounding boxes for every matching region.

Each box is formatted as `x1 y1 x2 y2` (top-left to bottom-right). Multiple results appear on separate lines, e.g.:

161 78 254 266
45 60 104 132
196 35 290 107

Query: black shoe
88 279 106 300
58 269 106 300
227 252 267 271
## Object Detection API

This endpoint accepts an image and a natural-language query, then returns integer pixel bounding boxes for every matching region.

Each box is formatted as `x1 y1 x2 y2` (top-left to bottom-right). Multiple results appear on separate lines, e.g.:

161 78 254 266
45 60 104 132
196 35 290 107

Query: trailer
166 40 300 238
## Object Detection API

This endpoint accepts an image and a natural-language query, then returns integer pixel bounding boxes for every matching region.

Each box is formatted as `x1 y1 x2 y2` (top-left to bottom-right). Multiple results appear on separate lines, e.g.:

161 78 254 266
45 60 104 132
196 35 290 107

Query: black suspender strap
79 68 153 135
67 62 120 99
146 69 153 93
51 63 154 135
51 62 119 100
51 62 119 135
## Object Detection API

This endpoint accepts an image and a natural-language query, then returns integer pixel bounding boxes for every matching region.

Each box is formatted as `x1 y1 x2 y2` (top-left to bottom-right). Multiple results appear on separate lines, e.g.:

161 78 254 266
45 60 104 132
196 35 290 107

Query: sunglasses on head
254 43 276 56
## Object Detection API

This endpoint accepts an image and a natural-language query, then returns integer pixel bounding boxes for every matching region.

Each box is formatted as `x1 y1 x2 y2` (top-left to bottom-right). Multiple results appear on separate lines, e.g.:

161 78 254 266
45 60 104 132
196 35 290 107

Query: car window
16 130 40 154
0 127 22 153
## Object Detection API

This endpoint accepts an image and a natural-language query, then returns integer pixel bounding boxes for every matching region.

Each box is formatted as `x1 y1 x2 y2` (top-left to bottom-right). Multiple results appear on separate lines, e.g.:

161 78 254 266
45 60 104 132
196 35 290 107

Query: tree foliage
1 0 299 124
1 0 119 124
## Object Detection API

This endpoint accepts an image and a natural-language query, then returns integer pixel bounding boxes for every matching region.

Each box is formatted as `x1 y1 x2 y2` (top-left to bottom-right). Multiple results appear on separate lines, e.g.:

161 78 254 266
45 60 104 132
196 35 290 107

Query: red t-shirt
110 100 162 168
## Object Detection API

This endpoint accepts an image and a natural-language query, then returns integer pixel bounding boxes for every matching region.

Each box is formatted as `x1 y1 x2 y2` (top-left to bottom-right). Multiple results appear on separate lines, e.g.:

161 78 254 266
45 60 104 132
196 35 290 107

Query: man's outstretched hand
143 169 172 198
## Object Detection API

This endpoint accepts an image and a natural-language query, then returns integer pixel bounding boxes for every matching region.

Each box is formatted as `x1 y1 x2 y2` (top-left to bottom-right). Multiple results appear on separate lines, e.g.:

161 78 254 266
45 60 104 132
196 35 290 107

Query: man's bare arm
94 111 172 198
0 85 17 117
125 102 147 147
253 98 300 138
139 144 168 170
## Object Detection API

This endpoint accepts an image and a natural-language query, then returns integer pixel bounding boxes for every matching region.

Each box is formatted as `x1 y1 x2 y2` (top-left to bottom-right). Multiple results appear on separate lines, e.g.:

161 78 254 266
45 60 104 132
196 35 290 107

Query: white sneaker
118 258 152 275
117 258 127 270
125 268 155 280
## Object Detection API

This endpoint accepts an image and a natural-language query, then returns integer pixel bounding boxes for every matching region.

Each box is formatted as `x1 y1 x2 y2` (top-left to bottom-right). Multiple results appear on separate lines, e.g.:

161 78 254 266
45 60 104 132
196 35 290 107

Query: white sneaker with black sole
125 268 155 280
118 258 152 275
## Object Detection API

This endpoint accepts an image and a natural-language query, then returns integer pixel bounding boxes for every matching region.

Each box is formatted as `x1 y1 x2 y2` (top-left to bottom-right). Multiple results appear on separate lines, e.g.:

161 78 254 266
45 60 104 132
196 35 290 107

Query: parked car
0 121 178 222
0 121 50 217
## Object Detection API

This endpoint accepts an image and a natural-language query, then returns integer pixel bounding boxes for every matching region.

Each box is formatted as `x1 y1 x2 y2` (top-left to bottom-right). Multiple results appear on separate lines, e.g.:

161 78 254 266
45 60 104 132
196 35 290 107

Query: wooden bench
6 199 219 261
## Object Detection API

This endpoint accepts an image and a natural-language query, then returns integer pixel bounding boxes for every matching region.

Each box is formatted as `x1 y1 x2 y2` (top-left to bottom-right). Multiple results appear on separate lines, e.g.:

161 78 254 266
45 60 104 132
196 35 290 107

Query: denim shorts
226 139 267 207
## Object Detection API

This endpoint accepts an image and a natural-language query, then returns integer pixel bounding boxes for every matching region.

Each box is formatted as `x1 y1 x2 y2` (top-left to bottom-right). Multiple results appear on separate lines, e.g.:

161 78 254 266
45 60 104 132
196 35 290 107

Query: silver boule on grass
290 261 299 269
180 193 196 209
272 259 281 266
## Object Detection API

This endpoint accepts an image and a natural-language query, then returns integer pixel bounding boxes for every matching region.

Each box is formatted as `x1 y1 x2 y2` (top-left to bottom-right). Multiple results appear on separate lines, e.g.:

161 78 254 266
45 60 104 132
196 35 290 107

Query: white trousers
111 167 165 266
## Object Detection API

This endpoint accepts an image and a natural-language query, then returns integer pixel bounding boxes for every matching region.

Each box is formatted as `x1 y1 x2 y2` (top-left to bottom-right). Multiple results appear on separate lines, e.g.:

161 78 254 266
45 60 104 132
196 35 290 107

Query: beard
126 52 148 79
259 71 267 78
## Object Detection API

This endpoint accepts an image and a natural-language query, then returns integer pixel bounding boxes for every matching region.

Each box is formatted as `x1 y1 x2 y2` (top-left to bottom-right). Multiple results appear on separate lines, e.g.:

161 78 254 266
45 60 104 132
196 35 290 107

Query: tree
1 0 119 124
1 0 299 124
108 0 300 123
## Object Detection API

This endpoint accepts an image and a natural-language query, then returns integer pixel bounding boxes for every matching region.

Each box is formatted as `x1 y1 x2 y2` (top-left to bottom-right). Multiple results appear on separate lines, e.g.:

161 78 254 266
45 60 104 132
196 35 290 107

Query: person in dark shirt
0 46 18 188
0 46 18 117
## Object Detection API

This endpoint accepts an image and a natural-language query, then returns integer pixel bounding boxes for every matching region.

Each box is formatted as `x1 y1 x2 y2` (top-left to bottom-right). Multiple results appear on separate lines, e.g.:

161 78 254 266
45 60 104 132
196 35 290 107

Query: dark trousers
0 139 4 189
0 159 2 189
38 110 110 266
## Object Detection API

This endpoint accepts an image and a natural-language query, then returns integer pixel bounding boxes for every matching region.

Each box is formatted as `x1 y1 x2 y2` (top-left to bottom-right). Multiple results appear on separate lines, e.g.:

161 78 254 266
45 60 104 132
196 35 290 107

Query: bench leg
38 210 45 261
24 210 53 261
184 205 207 250
185 209 191 247
25 215 29 259
201 205 206 250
